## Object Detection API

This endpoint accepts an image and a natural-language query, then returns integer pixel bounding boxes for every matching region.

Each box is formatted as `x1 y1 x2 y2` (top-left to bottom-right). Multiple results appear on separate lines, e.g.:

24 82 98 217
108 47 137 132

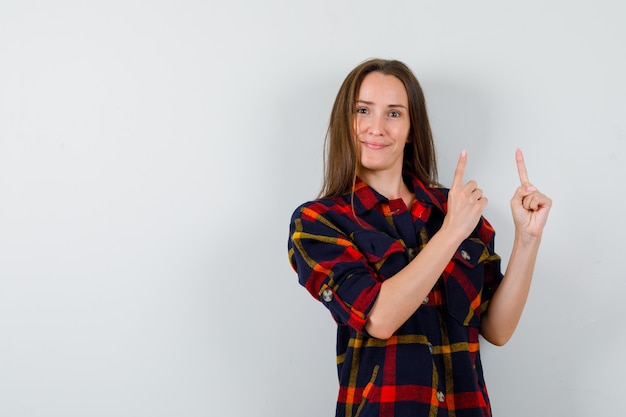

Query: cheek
400 123 411 141
391 123 410 140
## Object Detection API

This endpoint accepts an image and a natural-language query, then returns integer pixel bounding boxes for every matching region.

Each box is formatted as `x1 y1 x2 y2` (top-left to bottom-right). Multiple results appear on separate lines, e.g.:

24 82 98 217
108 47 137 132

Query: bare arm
480 149 552 345
366 151 487 339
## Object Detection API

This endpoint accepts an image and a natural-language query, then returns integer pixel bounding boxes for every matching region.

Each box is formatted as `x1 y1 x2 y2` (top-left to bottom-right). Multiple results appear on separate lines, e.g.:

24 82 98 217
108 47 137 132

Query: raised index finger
516 148 530 185
452 150 467 189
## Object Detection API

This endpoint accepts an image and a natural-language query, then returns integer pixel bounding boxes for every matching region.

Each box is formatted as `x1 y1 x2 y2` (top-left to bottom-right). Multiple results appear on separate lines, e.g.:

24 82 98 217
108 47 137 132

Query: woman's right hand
441 150 487 243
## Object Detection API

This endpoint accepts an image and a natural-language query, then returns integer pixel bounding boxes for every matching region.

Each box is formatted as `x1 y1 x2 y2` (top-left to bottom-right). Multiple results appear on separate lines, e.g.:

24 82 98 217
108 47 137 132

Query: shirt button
461 250 471 261
437 391 445 402
322 289 333 302
422 296 429 305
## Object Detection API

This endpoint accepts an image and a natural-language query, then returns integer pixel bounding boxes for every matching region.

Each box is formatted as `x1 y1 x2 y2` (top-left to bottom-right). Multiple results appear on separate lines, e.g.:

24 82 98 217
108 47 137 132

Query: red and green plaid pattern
288 173 503 417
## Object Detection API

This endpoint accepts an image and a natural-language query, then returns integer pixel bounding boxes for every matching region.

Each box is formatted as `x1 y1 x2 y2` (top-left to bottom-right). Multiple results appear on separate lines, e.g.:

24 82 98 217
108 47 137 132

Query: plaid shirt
288 173 503 417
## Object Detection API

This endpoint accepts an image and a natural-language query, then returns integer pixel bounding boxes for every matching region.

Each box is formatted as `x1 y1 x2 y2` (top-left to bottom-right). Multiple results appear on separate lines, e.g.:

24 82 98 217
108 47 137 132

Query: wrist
514 229 542 248
436 223 467 250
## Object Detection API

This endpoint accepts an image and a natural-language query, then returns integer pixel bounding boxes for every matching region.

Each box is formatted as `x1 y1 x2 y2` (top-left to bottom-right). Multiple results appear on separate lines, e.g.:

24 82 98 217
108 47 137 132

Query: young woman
288 58 551 417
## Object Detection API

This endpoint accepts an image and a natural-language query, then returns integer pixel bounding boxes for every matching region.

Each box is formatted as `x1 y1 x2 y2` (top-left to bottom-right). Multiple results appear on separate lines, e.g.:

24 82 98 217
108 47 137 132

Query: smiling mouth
361 141 387 150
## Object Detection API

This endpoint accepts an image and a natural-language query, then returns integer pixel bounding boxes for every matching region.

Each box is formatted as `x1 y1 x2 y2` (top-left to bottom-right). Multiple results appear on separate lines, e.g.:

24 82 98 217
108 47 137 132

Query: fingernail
526 186 536 192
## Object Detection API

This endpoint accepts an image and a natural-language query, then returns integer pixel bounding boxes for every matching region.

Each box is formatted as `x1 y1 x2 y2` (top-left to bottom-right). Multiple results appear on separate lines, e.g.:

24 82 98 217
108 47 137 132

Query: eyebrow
356 100 408 109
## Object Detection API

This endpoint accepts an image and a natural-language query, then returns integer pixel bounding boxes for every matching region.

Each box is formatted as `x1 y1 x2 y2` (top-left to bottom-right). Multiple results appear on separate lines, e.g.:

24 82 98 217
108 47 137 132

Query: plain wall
1 1 624 416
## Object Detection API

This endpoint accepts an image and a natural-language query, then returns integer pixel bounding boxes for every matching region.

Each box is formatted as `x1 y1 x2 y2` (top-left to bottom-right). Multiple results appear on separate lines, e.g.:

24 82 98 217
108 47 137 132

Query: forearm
365 227 463 339
480 232 542 345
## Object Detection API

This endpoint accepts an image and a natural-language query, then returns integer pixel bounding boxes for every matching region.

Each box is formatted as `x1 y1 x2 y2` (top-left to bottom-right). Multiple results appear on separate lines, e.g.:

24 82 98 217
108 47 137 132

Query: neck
358 168 414 206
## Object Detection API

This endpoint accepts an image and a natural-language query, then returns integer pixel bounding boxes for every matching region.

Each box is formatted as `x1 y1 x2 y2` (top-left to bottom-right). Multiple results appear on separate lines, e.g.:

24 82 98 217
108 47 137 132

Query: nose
369 114 384 136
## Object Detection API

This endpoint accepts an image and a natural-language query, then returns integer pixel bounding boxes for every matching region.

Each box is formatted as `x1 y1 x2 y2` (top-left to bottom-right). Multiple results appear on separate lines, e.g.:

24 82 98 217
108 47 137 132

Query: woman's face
354 72 410 176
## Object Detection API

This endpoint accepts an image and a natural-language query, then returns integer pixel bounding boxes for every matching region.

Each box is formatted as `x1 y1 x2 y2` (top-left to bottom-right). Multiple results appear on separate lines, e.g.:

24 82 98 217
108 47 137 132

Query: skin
355 72 414 205
357 72 553 344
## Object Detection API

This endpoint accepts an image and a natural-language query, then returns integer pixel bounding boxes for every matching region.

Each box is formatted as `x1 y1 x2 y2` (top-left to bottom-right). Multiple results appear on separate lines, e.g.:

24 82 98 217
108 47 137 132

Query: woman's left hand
510 149 552 238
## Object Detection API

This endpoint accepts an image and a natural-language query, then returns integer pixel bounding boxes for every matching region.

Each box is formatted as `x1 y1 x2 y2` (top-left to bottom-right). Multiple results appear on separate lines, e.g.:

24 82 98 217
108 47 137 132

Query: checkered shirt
288 173 503 417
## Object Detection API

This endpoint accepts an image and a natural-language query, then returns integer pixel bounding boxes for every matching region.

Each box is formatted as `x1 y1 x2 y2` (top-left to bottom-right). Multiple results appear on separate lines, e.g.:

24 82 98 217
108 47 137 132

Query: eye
389 110 401 118
356 107 369 115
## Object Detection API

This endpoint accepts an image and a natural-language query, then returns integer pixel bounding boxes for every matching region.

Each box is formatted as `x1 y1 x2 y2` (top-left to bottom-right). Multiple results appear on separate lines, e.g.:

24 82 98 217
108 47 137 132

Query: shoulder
289 195 362 243
428 186 449 201
290 196 349 223
405 172 450 209
415 184 450 211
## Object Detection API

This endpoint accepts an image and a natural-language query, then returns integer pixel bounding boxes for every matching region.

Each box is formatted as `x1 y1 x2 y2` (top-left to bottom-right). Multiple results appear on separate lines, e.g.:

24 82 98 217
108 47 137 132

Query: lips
361 141 387 150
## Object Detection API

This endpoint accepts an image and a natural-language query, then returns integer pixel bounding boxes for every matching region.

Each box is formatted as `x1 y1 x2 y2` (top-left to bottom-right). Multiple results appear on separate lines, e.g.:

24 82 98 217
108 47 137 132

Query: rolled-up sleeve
477 217 504 313
288 203 381 333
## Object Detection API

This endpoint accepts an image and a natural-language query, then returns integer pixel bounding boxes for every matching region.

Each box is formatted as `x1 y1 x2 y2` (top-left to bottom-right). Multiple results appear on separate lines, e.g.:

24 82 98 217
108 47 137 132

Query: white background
1 1 624 416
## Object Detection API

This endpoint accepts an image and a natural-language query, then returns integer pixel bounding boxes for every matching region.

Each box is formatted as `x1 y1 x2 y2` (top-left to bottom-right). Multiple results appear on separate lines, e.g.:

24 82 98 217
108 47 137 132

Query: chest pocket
350 229 406 279
443 238 490 327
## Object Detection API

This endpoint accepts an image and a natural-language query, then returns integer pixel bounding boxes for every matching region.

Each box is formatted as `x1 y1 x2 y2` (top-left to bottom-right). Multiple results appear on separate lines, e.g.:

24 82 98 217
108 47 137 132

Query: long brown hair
318 58 439 199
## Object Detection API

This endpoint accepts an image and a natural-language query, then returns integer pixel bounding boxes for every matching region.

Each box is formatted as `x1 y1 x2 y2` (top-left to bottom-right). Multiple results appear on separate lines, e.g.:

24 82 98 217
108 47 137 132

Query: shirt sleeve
442 215 504 327
477 216 504 309
288 202 381 333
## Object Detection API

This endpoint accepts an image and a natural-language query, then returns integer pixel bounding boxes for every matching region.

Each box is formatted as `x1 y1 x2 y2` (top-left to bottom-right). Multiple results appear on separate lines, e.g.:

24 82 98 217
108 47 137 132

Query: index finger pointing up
452 150 468 189
516 148 530 185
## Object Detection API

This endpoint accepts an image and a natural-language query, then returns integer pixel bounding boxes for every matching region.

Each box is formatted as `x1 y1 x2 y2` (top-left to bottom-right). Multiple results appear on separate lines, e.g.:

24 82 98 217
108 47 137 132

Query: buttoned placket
385 199 421 266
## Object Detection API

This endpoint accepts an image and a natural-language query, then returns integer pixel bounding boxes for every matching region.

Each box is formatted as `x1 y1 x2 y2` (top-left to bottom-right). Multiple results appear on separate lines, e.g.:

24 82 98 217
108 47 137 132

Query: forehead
357 72 408 105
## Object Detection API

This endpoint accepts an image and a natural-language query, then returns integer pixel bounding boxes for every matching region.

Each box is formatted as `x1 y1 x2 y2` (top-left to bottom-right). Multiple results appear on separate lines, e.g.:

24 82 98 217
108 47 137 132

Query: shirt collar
350 172 445 214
